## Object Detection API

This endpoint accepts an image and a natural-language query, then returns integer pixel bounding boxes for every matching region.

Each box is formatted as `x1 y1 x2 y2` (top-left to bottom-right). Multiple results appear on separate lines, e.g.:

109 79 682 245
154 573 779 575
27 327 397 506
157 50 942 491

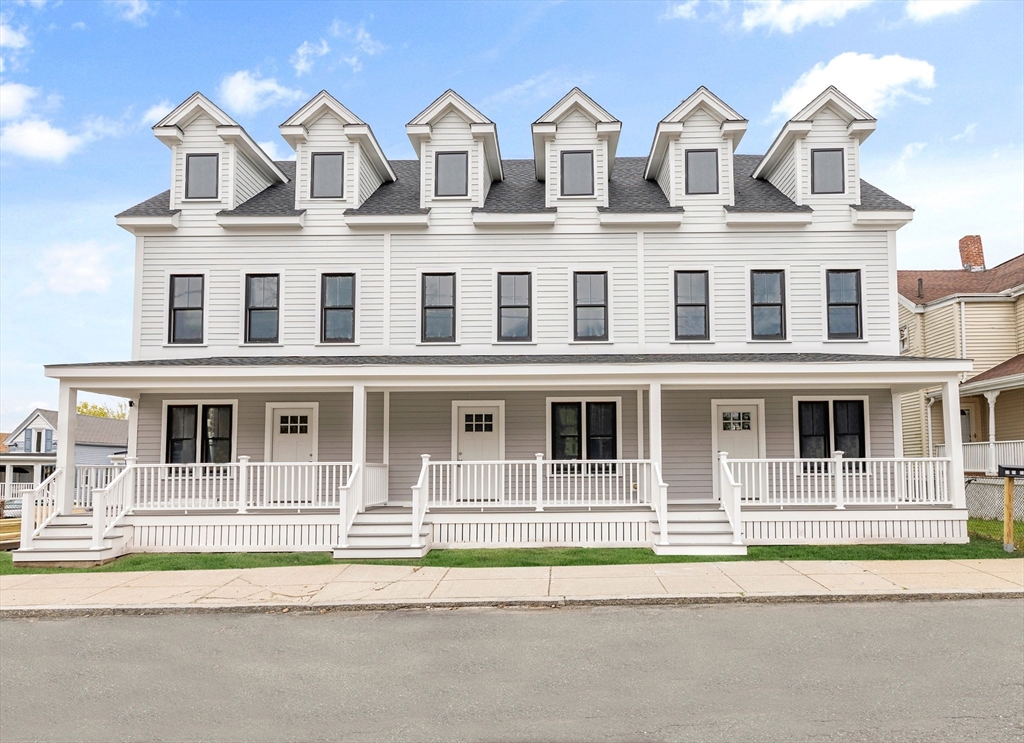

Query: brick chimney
959 235 985 271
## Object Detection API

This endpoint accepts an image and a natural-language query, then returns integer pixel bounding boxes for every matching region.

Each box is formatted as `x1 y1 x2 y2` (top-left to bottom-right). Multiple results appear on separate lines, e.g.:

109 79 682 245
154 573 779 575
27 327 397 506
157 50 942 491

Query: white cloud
483 69 594 109
905 0 978 22
291 39 329 76
26 241 120 295
0 118 83 160
742 0 874 33
341 55 361 73
951 123 977 142
328 21 385 72
889 141 926 177
217 70 304 115
771 52 935 119
106 0 152 26
141 99 171 125
0 81 38 119
662 1 700 20
256 139 294 162
0 20 30 49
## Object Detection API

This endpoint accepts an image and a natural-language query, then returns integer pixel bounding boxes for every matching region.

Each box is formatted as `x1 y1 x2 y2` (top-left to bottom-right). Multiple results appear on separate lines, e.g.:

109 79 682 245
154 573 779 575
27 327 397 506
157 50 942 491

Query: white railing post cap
238 455 251 463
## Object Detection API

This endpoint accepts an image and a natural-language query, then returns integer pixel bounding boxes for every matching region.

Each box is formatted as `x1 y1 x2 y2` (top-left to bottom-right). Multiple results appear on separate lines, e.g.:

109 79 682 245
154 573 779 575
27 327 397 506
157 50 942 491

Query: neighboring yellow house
899 236 1024 472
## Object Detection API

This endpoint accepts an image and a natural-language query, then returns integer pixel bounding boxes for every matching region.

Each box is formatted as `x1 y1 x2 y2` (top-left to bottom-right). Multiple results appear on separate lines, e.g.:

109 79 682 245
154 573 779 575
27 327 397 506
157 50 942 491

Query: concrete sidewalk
1 558 1021 616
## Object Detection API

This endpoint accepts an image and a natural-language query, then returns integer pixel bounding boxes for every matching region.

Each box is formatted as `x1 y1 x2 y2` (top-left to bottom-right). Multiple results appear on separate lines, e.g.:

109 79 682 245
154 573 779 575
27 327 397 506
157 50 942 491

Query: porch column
126 393 141 460
983 390 1000 476
32 464 41 485
941 378 967 508
648 383 663 470
891 390 904 458
4 464 11 486
351 383 367 507
926 396 937 456
56 382 78 514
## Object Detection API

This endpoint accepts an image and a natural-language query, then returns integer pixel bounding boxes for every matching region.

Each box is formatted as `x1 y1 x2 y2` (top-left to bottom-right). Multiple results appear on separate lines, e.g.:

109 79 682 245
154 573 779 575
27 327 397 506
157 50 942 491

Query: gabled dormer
280 91 395 213
753 86 875 208
531 89 621 209
644 87 747 209
406 90 502 210
152 92 288 214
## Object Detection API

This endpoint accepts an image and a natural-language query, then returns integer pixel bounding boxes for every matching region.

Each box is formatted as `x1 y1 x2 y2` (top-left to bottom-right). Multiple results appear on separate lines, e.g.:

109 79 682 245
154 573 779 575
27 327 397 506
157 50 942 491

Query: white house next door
272 408 315 462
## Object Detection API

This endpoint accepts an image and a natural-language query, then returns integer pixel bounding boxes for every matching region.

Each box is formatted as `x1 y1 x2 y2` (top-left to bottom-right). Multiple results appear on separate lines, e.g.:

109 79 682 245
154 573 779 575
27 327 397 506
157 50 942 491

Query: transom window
279 415 308 435
185 153 218 199
311 153 344 199
675 270 709 340
498 272 531 341
685 150 718 195
169 275 204 344
574 272 608 341
561 151 594 196
245 274 279 344
422 273 456 342
798 399 866 459
826 269 861 339
811 149 844 194
435 151 468 197
751 270 786 340
464 413 494 433
165 404 233 464
321 273 355 343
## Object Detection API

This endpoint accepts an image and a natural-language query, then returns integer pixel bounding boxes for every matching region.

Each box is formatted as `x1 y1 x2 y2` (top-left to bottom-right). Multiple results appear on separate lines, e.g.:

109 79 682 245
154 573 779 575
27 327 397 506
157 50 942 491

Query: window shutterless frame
573 271 608 341
811 148 845 194
560 150 595 196
674 270 709 340
434 151 468 197
684 149 719 195
184 153 218 199
750 270 786 340
310 152 344 199
168 274 204 344
321 273 355 343
245 274 280 344
421 273 456 342
826 269 862 339
497 272 531 342
164 403 235 465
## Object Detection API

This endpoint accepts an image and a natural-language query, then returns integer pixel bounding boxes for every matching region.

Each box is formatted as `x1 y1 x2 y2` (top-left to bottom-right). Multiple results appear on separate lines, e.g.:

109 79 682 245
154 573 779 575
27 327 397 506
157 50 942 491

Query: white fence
726 454 952 507
937 440 1024 475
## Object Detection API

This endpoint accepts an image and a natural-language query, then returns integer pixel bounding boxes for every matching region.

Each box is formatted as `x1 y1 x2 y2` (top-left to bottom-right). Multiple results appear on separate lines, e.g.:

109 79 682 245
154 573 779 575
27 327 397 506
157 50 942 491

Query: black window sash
184 153 218 199
166 404 234 466
245 274 280 343
797 400 868 471
751 270 786 340
169 275 204 344
573 272 608 341
166 405 198 464
550 401 617 473
685 149 718 195
434 151 468 197
826 270 862 339
321 273 355 343
421 273 456 342
674 270 709 340
811 148 845 194
560 150 595 197
497 272 531 341
833 400 866 460
310 152 344 199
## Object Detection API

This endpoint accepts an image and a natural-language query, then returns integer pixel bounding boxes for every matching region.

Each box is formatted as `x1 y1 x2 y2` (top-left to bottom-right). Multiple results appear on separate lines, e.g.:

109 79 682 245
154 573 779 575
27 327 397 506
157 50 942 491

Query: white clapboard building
15 85 970 564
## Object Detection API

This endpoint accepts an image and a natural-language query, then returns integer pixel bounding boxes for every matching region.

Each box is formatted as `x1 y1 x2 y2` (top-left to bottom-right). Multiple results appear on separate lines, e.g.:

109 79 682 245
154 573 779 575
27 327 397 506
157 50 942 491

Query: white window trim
263 402 320 462
568 267 614 344
160 399 239 465
492 267 537 344
315 269 360 346
791 395 872 459
668 265 716 343
306 149 350 203
238 269 286 347
163 269 211 348
710 398 767 498
819 264 867 343
450 400 506 461
416 268 461 345
744 265 792 343
544 396 623 460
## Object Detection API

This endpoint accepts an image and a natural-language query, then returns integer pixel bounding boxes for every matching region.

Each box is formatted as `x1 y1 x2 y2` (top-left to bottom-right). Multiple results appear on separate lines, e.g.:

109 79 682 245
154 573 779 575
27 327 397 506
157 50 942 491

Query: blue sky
0 0 1022 429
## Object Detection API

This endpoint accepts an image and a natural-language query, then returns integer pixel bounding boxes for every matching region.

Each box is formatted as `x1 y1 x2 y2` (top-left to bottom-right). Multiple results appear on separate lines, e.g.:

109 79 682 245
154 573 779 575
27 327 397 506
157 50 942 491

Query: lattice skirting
742 510 969 544
127 515 340 552
431 516 651 548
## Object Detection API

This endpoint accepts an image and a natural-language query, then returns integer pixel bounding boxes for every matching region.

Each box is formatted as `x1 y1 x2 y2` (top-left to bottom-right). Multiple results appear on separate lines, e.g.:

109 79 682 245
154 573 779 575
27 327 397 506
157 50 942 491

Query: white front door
713 403 762 500
271 408 315 462
455 405 502 503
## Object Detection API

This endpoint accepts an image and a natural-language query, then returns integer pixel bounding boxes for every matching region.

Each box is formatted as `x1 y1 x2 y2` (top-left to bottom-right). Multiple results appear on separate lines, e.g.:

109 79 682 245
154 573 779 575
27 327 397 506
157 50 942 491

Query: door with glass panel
455 405 501 503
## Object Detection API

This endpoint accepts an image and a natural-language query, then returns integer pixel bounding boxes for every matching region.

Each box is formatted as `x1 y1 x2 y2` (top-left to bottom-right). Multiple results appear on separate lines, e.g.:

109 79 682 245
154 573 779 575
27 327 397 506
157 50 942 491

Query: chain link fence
965 477 1024 521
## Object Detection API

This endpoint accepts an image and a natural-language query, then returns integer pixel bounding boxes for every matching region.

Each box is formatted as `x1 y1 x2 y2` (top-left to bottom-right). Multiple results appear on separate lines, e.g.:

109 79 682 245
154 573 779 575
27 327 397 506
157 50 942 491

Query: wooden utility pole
998 466 1021 553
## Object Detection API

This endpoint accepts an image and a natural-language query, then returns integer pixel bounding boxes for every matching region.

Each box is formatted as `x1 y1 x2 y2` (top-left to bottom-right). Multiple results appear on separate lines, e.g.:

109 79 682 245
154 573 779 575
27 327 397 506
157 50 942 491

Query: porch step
651 506 747 555
652 543 748 556
333 508 431 558
13 515 132 565
333 544 431 560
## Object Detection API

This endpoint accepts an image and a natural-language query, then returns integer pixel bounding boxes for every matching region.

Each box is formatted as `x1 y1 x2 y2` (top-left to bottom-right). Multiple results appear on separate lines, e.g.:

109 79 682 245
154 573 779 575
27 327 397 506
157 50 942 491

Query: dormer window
185 153 218 199
311 153 344 199
435 152 468 197
811 149 844 194
561 151 594 196
685 150 718 195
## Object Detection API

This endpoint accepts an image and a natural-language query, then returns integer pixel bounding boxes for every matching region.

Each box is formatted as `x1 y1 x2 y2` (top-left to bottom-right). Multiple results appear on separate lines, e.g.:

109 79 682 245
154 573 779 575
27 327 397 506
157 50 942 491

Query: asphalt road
1 600 1022 743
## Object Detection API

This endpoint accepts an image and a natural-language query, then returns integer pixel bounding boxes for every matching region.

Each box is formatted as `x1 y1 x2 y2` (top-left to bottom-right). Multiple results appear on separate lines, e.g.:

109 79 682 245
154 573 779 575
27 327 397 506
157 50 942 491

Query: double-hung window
185 153 218 199
422 273 456 342
165 404 233 464
811 149 844 194
311 153 344 199
574 272 608 341
797 399 866 460
169 275 204 344
245 274 279 344
321 273 355 343
685 150 718 195
551 401 618 473
561 151 594 196
497 272 531 341
751 270 786 340
435 152 468 197
675 271 709 340
826 269 861 339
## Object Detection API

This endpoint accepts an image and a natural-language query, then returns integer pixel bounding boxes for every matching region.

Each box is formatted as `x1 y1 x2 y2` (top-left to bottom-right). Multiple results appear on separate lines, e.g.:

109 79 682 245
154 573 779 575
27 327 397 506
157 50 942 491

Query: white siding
295 112 359 222
357 145 384 206
421 110 483 214
546 109 608 209
766 143 797 202
799 105 858 220
234 151 272 206
674 107 732 214
656 143 672 201
171 113 231 219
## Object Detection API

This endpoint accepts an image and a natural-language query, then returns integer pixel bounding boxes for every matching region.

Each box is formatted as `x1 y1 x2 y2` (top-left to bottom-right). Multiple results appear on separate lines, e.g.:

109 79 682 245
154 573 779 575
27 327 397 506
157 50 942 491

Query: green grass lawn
1 520 1019 574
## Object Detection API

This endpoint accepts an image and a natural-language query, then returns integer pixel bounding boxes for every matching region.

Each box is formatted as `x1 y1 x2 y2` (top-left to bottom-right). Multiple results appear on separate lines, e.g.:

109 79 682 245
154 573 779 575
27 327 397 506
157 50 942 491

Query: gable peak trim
407 89 493 127
281 90 365 128
792 86 876 124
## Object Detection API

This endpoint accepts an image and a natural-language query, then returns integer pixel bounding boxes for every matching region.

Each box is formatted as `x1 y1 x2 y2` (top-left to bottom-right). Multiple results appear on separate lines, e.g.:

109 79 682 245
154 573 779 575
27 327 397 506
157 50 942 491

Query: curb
2 589 1021 619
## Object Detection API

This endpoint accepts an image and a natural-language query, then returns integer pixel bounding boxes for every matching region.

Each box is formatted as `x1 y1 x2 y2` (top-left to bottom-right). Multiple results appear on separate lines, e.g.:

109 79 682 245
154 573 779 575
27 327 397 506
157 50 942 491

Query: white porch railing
363 463 389 509
246 461 353 510
0 483 35 516
74 465 124 510
19 468 63 549
717 453 744 544
725 453 952 507
937 440 1024 475
92 464 135 547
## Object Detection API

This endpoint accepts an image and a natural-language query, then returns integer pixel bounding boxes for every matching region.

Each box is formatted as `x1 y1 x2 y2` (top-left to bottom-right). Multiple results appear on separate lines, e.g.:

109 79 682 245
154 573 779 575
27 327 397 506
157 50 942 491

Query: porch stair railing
19 468 63 550
717 453 744 545
91 461 136 548
651 463 670 546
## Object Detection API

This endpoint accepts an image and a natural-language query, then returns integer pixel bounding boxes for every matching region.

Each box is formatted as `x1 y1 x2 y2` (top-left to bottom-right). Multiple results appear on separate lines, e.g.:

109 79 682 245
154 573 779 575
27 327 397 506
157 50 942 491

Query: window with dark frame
464 413 493 433
166 405 198 464
811 149 844 194
797 399 866 462
751 270 786 340
826 269 861 339
833 400 865 459
422 273 456 342
165 404 233 465
685 150 718 195
674 270 709 340
321 273 355 343
798 401 830 459
311 153 344 199
245 274 279 344
435 152 468 197
169 275 204 344
497 272 531 341
561 151 594 196
185 153 218 199
574 272 608 341
551 401 618 473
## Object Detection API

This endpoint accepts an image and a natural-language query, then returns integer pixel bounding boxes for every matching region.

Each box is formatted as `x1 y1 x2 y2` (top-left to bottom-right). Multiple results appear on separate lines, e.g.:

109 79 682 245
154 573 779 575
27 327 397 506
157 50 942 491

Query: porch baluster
237 456 249 513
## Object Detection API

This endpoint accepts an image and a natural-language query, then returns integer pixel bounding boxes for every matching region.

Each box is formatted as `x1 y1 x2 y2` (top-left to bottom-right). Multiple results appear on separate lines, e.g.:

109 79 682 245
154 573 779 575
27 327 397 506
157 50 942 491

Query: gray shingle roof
218 161 304 217
600 157 684 213
345 160 429 216
726 155 813 213
116 190 178 218
473 159 551 213
49 353 949 368
855 179 913 211
8 409 128 446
